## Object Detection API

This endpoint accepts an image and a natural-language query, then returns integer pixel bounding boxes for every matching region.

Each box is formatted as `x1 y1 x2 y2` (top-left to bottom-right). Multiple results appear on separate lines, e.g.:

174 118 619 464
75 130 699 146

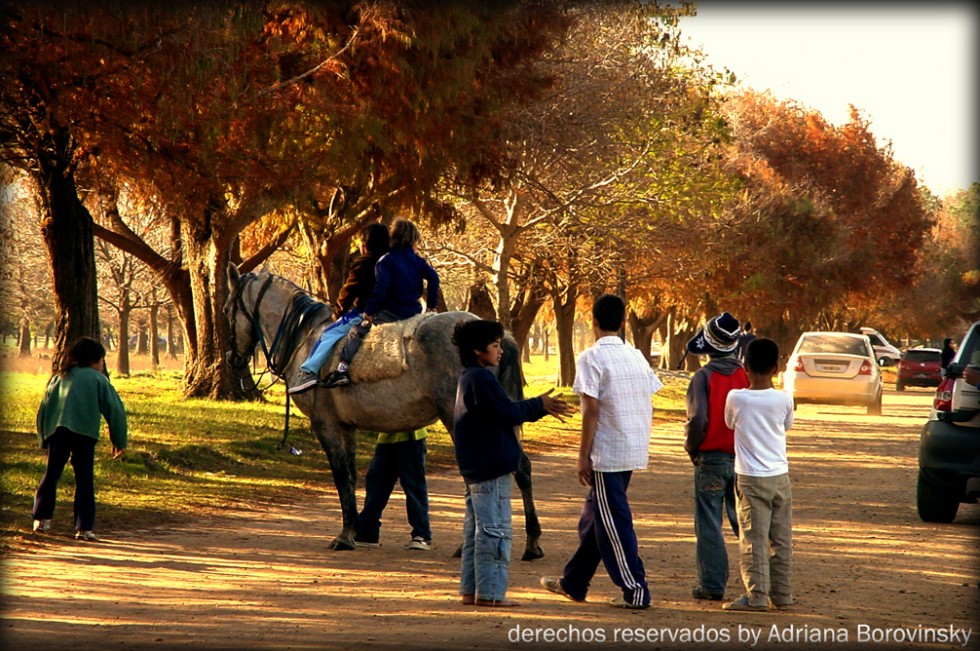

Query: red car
896 347 943 391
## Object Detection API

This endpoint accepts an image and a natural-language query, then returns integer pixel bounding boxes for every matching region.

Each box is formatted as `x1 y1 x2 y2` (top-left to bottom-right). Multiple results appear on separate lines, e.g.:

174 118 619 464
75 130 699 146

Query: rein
229 272 331 449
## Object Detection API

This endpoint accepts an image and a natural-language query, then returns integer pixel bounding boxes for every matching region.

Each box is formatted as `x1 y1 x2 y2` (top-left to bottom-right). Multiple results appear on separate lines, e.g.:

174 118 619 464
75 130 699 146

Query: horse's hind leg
515 448 543 561
314 422 359 551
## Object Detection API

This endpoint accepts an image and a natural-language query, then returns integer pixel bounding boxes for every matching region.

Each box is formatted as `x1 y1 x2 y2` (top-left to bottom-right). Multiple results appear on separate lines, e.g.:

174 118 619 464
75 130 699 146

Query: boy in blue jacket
452 319 573 607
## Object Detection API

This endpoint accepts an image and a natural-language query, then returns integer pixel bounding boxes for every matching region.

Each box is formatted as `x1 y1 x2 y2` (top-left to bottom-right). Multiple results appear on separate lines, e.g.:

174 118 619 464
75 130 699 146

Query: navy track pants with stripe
560 470 649 607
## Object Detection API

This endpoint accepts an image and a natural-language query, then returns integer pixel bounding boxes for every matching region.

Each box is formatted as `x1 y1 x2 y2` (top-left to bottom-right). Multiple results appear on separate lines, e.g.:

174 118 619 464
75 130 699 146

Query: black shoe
322 370 351 388
692 586 724 601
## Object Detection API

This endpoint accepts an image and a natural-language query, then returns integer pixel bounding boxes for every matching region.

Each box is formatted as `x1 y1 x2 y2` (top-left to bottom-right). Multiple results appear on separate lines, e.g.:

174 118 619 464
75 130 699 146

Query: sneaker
722 595 769 612
355 539 380 548
288 371 320 394
406 537 432 551
540 576 585 603
692 586 724 601
322 370 351 389
609 597 650 610
75 530 97 541
32 519 52 533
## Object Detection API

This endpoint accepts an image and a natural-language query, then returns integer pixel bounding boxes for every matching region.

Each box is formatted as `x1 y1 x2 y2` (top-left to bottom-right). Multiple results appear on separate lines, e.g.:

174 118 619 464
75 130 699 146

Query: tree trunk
181 217 258 400
509 280 546 356
137 320 149 355
466 280 497 320
18 318 31 357
552 292 577 387
117 306 131 376
166 304 179 359
149 292 161 368
37 157 101 373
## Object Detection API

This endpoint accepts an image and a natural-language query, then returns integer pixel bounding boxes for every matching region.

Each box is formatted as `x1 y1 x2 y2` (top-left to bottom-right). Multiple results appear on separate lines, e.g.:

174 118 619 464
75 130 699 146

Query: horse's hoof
452 544 463 559
330 536 356 551
521 544 544 561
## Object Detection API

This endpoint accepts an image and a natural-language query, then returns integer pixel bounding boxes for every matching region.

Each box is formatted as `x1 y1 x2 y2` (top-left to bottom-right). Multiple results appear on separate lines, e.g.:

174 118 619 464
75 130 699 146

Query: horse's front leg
515 448 543 561
314 422 359 551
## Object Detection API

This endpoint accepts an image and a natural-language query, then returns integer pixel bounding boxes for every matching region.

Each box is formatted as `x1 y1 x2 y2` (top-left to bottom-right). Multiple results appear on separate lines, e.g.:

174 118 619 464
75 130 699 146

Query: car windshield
798 335 868 357
904 350 939 363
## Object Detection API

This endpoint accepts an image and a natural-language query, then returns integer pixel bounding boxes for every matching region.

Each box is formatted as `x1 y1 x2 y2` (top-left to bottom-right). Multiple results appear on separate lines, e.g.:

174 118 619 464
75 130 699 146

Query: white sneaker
406 536 432 551
32 519 52 533
75 530 97 541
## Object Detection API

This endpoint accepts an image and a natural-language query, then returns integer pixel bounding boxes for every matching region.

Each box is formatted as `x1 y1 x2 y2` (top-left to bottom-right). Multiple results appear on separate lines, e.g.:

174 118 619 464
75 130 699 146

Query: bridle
227 272 275 373
227 271 330 380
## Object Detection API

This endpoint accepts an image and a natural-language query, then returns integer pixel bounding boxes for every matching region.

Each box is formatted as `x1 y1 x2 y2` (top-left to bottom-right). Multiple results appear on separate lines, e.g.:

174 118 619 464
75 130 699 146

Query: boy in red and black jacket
683 312 749 603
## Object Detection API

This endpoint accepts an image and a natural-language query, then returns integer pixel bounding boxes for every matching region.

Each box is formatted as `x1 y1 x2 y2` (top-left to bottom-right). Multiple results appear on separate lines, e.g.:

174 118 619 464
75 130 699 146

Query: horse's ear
227 262 240 289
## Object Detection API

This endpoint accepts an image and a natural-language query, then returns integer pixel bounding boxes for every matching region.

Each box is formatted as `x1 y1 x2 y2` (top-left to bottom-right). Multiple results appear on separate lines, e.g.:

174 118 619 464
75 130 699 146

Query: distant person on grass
723 338 795 612
736 321 756 365
33 336 128 541
452 319 574 607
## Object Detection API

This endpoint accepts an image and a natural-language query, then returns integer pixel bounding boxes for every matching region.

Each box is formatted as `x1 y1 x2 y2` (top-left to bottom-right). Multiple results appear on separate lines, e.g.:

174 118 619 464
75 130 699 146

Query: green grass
0 356 688 550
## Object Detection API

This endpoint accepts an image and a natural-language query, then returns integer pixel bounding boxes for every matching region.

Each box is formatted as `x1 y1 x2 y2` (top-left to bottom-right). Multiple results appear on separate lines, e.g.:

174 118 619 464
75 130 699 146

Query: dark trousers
356 438 431 542
339 310 400 364
33 427 98 531
560 470 649 607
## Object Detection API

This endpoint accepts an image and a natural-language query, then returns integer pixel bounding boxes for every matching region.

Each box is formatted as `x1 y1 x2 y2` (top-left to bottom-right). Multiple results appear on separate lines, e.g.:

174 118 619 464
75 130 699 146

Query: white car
860 327 902 366
783 331 883 415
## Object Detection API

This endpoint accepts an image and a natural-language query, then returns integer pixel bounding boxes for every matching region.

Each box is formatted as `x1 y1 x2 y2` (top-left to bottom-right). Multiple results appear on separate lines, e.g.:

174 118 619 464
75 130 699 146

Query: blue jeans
694 452 739 595
356 438 430 543
460 474 512 601
33 427 97 531
301 311 362 374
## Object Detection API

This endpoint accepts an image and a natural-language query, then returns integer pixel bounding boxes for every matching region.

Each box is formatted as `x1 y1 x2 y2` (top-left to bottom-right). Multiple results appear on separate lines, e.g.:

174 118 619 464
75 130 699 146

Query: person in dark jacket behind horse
290 222 390 394
322 219 440 388
452 319 573 607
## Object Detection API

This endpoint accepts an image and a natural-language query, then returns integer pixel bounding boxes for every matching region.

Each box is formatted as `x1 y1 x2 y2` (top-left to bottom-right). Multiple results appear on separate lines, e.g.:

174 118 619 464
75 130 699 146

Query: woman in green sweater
33 336 128 540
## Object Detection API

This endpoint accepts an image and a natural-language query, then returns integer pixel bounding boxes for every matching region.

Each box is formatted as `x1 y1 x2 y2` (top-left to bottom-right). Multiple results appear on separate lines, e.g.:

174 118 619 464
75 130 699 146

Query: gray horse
224 264 544 559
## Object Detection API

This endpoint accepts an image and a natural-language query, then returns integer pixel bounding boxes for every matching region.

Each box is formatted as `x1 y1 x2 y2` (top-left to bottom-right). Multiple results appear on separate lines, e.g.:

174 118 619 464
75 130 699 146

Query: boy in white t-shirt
722 338 794 612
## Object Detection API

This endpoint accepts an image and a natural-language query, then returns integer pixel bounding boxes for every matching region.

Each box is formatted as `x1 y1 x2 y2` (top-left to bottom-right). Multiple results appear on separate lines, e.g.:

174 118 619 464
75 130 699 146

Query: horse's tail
498 333 525 401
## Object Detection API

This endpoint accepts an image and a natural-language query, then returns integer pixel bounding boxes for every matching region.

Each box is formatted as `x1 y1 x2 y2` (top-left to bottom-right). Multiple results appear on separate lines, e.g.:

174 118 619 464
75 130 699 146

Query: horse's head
224 263 260 369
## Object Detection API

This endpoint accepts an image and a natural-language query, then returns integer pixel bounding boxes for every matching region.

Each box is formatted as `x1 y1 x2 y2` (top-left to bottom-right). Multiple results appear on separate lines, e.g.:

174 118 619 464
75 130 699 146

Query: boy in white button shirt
722 338 794 612
539 294 663 609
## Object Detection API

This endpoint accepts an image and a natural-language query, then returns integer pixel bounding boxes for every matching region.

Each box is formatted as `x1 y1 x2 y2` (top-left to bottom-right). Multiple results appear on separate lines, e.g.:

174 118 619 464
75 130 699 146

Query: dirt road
2 389 977 650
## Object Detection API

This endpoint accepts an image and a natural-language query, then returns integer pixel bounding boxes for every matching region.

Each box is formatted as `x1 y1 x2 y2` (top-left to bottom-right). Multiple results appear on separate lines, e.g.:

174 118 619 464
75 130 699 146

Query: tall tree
2 1 571 397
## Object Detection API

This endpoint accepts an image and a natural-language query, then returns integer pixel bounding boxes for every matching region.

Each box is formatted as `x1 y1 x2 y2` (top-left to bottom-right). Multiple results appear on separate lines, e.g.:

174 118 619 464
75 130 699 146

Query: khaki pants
734 473 792 607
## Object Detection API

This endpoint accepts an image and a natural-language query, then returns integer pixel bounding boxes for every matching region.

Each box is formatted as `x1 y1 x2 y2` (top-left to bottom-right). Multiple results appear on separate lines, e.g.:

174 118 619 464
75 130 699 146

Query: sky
678 3 976 196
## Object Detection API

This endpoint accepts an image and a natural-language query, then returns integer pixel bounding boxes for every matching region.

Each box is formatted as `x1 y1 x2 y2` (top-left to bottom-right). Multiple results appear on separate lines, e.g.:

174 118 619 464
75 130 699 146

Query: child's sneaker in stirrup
32 519 52 533
289 371 320 394
322 369 351 388
75 530 97 541
406 536 432 551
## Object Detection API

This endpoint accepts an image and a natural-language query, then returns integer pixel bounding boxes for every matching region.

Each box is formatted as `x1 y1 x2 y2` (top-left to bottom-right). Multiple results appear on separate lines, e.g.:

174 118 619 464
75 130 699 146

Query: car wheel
867 391 882 416
916 471 960 523
895 380 904 392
